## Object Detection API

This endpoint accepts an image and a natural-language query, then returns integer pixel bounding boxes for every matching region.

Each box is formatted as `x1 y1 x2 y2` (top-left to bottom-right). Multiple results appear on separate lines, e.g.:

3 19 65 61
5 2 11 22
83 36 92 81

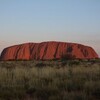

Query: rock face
0 41 99 60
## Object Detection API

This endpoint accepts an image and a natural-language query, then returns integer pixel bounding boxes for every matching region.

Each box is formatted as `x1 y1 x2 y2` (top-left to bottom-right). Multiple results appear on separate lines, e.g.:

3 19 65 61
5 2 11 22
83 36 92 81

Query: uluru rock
0 41 99 61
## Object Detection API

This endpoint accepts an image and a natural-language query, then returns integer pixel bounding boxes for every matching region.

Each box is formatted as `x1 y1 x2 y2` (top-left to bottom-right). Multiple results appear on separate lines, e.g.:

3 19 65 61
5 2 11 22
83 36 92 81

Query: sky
0 0 100 56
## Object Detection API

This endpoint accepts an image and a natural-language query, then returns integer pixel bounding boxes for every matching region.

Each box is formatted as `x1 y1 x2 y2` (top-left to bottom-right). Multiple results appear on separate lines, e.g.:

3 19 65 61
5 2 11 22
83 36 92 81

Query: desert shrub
67 60 80 67
61 61 68 67
35 62 46 67
61 53 76 60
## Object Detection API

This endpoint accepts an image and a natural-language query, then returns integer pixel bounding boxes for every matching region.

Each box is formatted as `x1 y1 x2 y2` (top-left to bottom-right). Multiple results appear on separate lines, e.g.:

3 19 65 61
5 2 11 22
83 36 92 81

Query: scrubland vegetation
0 59 100 100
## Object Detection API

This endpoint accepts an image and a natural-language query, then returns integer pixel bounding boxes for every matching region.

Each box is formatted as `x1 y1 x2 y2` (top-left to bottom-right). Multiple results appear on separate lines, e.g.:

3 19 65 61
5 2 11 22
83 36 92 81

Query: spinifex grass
0 60 99 100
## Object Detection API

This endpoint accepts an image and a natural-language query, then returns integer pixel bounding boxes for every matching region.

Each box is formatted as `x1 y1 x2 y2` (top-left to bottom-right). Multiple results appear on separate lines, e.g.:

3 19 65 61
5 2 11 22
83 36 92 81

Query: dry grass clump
0 59 100 100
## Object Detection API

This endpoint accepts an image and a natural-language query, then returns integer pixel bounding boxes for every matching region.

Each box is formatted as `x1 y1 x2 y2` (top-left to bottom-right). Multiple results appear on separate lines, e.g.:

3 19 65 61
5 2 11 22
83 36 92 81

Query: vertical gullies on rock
53 42 60 58
0 41 99 60
42 42 48 59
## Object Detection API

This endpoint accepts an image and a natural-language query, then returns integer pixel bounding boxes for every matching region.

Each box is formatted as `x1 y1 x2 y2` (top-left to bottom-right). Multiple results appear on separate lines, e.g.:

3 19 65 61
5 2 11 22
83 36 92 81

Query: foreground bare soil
0 59 100 100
